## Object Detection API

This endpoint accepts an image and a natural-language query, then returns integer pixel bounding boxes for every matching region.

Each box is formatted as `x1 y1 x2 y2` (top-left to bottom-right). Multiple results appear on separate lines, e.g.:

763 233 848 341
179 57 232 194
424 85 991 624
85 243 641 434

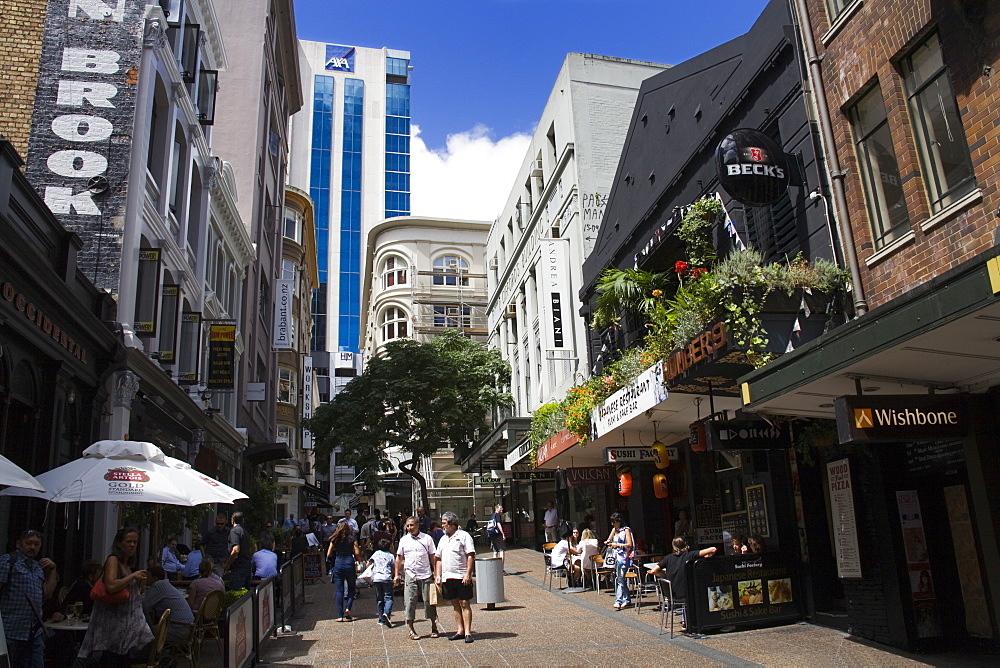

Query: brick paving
253 548 993 667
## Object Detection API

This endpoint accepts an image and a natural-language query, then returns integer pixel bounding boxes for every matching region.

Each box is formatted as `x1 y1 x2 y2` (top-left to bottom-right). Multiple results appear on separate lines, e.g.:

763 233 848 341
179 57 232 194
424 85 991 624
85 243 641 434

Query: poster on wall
827 459 862 579
745 484 769 538
896 490 941 638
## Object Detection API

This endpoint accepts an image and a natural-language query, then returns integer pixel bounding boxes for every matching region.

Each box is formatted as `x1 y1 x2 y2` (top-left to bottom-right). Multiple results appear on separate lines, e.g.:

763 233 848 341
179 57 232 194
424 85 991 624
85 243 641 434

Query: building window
381 255 407 289
282 259 297 282
381 307 408 341
278 367 297 404
433 255 469 286
433 305 470 329
901 34 976 212
277 425 291 445
824 0 855 20
283 206 303 242
849 85 910 249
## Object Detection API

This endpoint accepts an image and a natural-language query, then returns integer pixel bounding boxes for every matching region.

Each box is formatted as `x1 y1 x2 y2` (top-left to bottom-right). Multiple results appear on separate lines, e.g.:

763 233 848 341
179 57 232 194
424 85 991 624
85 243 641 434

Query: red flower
690 267 707 279
674 260 689 275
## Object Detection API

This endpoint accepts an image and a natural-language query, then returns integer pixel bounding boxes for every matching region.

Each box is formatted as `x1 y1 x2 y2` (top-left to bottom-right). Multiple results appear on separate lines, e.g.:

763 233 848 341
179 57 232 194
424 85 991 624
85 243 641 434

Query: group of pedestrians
326 510 479 642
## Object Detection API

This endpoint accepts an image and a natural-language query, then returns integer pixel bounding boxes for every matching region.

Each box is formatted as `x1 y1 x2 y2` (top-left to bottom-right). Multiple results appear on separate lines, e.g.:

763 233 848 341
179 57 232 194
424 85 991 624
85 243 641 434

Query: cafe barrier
291 554 306 614
279 560 295 630
254 575 277 655
224 591 255 668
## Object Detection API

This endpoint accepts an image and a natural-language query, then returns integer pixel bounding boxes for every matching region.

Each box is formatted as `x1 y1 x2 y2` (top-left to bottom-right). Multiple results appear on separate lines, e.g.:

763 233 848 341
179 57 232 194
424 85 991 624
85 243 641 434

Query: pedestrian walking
366 539 396 627
486 503 507 565
394 516 440 640
326 522 361 622
76 527 153 665
605 512 634 610
434 511 475 643
0 529 59 667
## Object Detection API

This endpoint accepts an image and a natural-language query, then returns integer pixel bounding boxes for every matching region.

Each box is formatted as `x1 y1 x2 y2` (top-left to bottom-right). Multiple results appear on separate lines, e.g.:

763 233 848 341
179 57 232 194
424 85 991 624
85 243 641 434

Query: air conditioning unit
550 225 560 239
503 303 517 319
488 258 499 270
531 159 543 177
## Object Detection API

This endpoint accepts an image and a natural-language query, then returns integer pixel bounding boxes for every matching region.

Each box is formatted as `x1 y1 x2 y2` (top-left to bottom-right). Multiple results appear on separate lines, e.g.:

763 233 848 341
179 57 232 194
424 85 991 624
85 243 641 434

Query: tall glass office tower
289 42 411 359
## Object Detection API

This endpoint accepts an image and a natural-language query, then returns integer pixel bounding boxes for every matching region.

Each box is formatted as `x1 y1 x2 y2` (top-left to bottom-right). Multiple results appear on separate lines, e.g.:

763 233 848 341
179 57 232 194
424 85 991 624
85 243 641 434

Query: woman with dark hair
326 522 361 622
76 527 153 666
605 512 634 610
746 535 765 554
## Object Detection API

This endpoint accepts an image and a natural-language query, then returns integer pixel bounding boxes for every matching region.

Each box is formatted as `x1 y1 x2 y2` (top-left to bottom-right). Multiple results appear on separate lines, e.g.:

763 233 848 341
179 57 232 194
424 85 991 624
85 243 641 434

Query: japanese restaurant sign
835 394 969 444
827 458 862 579
591 362 668 439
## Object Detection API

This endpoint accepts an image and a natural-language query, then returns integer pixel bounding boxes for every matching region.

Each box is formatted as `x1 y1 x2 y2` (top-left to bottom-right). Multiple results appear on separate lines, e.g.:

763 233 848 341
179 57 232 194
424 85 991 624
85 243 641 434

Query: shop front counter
686 551 803 634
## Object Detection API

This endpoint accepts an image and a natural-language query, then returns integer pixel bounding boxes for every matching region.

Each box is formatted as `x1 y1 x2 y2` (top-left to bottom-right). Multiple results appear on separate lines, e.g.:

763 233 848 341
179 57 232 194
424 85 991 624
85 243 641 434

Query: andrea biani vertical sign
24 0 146 293
539 238 570 351
834 394 970 444
207 323 236 389
715 129 790 206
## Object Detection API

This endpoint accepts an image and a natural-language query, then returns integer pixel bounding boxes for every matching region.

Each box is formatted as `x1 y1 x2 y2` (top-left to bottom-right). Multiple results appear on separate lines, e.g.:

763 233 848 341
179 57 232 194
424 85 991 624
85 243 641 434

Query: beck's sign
834 394 969 444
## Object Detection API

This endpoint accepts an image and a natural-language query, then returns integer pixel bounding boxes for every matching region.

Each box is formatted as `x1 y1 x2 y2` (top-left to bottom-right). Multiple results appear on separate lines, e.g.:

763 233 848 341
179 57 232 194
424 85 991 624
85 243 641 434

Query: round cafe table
45 617 90 632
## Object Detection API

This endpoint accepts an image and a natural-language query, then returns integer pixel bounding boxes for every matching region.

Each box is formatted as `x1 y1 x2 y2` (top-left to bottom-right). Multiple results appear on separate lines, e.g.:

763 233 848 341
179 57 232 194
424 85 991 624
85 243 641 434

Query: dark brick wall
23 0 146 293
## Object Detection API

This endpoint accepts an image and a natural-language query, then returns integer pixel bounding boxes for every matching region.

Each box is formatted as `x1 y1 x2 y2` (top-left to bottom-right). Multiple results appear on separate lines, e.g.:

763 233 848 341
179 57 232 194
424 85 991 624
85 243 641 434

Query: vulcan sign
834 395 969 444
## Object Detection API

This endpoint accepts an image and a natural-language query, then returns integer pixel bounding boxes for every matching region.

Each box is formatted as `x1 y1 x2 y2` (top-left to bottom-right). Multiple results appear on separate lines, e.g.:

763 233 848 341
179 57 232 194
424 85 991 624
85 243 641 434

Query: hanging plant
676 197 721 267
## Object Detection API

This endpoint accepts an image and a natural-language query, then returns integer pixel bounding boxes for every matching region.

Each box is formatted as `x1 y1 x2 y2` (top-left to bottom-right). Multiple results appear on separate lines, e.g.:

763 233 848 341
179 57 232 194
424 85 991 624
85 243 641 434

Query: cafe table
46 617 89 632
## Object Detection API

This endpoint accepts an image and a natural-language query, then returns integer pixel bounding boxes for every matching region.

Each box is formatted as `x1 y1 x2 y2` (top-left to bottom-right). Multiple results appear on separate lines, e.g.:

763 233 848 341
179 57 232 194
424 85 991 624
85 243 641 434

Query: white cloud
410 124 531 221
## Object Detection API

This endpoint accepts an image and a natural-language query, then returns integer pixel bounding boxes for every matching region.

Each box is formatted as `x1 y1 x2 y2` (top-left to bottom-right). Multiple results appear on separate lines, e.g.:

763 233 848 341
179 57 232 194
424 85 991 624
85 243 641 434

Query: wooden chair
193 589 225 660
134 608 171 668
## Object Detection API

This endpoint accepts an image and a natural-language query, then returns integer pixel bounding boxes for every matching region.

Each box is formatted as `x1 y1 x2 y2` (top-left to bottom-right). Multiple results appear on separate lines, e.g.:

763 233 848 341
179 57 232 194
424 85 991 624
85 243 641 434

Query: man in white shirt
434 511 476 643
394 516 440 639
337 509 359 537
543 502 559 543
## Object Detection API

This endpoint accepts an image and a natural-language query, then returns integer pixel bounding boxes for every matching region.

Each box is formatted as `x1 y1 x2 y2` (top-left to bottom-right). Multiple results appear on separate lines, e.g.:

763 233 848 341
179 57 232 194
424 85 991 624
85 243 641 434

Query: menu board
687 552 801 633
302 552 324 581
905 440 964 476
745 484 769 538
827 459 862 579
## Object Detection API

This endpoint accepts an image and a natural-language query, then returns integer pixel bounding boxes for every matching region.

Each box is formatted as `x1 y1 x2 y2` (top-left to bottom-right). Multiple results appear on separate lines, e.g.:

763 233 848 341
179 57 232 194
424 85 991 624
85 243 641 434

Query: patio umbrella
0 454 45 492
0 440 247 506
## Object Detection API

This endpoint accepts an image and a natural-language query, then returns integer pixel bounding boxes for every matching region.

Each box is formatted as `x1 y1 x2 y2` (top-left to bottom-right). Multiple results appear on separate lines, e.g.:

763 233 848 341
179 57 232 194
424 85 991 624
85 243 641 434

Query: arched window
381 307 408 341
433 255 469 286
381 255 407 289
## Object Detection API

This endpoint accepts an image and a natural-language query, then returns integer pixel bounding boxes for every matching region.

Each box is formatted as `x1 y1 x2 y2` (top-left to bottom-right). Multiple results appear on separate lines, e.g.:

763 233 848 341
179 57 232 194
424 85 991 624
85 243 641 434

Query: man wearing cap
0 530 59 667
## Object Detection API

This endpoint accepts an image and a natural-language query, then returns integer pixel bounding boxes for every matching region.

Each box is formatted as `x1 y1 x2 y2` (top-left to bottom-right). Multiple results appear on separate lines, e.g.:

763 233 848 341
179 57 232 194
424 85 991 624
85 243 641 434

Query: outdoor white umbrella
0 440 247 506
0 453 45 492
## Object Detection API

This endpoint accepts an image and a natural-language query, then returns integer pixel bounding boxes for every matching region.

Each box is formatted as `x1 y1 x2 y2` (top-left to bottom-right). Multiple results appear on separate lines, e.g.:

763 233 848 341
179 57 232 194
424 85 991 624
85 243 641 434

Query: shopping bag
357 563 374 586
429 582 442 606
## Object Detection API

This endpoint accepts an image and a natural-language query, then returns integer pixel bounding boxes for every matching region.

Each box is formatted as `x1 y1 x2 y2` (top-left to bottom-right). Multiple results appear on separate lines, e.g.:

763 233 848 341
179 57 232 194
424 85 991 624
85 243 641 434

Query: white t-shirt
435 529 475 580
550 539 571 568
396 532 436 580
369 550 395 583
544 508 558 527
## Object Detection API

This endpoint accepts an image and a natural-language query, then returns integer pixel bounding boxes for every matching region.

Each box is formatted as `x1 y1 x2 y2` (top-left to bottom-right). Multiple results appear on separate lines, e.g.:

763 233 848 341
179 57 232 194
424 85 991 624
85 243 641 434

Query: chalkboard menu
906 440 964 476
302 552 324 581
745 484 769 538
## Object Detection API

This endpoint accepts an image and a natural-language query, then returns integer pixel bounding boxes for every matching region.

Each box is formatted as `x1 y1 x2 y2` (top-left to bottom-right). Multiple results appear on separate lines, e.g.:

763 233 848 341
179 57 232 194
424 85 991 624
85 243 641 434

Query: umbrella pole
151 505 160 567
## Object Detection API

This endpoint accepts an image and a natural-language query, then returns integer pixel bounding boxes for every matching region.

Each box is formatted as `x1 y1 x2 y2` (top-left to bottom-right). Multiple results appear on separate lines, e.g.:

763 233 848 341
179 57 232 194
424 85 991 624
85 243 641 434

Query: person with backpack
486 503 506 565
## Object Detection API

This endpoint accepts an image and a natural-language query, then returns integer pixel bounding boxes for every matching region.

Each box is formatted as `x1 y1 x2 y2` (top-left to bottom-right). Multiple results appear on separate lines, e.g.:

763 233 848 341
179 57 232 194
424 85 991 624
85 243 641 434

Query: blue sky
293 0 772 219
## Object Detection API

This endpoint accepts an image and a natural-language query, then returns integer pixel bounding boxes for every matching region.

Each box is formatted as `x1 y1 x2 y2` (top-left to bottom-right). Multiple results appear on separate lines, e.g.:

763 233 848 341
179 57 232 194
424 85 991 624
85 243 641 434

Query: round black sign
715 129 789 206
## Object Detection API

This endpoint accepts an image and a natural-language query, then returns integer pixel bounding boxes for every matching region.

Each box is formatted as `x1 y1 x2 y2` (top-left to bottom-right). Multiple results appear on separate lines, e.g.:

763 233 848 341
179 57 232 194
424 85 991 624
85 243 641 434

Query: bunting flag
716 192 746 250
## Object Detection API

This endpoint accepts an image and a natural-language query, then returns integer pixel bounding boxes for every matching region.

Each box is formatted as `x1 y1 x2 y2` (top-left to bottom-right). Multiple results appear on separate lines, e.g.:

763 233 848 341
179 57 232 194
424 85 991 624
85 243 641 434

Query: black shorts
489 534 506 552
441 578 473 601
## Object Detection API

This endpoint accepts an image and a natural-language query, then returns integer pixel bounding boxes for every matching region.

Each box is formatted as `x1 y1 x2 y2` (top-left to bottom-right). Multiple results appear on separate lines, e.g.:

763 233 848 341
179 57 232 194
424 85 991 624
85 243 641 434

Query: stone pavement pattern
256 548 991 667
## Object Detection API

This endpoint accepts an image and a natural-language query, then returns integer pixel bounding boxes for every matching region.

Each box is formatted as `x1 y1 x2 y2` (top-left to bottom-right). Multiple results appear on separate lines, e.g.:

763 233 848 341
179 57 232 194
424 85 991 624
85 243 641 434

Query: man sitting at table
253 538 279 580
143 566 195 644
187 557 224 612
549 529 582 585
63 559 102 617
183 537 204 579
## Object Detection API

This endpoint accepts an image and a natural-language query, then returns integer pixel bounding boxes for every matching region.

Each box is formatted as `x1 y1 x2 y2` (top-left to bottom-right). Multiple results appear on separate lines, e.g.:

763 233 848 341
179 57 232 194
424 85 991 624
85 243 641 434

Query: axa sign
834 395 969 444
715 128 790 206
325 45 355 72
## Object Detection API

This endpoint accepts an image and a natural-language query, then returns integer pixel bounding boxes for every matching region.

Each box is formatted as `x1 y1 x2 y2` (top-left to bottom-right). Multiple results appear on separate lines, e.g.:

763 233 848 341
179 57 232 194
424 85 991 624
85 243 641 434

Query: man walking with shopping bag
394 516 440 640
435 512 476 643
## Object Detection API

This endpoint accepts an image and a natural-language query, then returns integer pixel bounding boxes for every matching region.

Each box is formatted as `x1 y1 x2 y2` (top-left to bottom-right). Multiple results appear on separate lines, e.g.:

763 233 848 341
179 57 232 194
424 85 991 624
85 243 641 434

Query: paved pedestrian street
256 548 992 667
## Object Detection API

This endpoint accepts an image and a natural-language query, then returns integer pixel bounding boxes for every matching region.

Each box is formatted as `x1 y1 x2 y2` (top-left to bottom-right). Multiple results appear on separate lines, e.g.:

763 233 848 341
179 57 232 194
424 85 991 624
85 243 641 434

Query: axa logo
854 408 873 428
325 45 355 72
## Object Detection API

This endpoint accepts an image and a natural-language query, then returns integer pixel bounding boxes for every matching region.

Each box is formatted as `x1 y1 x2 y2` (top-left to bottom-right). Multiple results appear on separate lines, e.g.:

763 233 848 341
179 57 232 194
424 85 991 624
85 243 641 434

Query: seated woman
746 535 766 554
573 528 601 583
549 529 582 585
187 557 225 612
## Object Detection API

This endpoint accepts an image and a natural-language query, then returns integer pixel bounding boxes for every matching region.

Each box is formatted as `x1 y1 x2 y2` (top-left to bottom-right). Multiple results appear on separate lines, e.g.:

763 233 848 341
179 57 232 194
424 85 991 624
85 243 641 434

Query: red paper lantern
618 472 633 497
690 421 707 452
651 441 670 469
653 473 669 499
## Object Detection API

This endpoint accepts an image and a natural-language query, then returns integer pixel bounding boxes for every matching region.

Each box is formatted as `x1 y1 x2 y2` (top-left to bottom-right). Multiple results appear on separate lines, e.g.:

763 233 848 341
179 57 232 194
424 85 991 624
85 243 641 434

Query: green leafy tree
307 329 512 512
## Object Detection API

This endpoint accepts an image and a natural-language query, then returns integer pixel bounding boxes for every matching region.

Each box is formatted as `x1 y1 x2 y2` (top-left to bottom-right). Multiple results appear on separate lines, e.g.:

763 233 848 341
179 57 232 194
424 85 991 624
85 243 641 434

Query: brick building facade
0 0 46 157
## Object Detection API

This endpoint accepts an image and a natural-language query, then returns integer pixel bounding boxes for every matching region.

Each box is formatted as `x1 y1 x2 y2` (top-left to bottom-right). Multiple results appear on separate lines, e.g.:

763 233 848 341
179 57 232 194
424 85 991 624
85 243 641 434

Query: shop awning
244 442 293 465
739 250 1000 417
302 483 330 506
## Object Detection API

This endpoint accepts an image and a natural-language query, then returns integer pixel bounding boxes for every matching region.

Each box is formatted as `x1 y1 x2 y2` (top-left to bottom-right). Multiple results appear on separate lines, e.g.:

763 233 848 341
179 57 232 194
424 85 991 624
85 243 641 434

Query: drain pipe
790 0 868 315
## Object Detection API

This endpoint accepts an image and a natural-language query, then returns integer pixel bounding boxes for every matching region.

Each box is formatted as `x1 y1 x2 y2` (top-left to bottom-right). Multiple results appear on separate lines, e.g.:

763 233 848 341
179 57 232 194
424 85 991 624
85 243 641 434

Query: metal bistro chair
656 579 687 638
134 608 171 668
543 550 569 591
635 570 660 614
590 554 614 594
623 565 642 601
